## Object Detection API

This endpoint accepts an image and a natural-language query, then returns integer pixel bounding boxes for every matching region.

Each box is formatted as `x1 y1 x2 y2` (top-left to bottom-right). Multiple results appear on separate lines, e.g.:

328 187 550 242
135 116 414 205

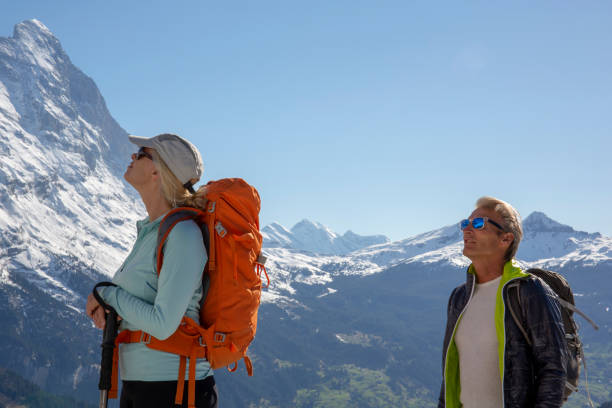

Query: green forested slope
0 367 95 408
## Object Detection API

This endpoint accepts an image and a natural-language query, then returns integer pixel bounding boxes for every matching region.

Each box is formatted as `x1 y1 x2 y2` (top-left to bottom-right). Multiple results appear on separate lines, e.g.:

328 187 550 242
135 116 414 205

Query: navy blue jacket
439 264 568 407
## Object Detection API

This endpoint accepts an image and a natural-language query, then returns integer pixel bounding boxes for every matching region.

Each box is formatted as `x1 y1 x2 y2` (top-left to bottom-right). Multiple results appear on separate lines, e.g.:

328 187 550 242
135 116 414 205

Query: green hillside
0 367 95 408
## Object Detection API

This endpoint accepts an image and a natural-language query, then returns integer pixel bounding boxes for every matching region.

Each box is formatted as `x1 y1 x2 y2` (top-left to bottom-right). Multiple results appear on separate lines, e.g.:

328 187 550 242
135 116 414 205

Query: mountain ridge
262 218 390 256
260 211 612 307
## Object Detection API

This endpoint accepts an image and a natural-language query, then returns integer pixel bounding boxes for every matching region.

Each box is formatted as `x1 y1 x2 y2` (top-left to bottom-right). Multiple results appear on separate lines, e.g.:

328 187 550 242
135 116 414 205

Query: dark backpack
507 268 598 406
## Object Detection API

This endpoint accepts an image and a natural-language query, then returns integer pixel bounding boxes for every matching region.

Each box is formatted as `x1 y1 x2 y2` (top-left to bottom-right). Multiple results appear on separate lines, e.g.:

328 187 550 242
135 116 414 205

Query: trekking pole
98 307 118 408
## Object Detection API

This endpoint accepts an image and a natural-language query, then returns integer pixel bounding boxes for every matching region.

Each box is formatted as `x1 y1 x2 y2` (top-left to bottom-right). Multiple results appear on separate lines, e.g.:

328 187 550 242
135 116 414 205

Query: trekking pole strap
93 281 118 313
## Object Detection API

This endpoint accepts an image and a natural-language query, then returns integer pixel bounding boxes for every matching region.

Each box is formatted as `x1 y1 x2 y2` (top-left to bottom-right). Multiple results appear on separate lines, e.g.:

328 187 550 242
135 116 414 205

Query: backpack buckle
213 332 226 343
215 222 227 238
140 332 151 345
257 254 267 265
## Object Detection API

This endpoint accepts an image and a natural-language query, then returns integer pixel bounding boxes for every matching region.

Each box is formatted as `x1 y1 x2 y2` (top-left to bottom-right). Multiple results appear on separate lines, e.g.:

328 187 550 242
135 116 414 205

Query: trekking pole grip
93 282 118 408
92 282 116 312
98 308 118 407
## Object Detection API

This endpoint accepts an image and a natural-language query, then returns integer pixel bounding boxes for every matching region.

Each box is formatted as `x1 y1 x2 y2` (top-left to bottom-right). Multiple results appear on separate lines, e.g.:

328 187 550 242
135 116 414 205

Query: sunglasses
460 217 505 232
135 147 153 161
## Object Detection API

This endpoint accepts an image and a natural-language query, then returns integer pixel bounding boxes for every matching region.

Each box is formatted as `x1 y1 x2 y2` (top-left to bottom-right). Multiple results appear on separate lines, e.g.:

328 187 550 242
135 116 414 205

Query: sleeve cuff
95 285 118 310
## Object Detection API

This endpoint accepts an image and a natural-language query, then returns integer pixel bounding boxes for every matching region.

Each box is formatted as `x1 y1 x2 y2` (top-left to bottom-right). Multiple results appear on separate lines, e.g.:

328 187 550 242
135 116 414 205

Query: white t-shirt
455 275 503 408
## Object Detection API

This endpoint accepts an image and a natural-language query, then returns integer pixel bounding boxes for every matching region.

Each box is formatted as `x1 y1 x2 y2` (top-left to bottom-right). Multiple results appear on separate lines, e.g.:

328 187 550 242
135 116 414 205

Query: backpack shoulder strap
156 207 206 275
156 207 212 304
506 279 532 346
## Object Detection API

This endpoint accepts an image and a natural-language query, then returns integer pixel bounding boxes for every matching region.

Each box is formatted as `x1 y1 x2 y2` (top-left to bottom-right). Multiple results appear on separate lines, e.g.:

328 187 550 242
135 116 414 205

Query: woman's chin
124 171 134 186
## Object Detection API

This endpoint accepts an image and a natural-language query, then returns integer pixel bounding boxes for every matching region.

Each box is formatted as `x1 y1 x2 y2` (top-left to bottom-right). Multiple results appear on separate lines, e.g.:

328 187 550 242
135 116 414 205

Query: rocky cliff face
0 19 142 401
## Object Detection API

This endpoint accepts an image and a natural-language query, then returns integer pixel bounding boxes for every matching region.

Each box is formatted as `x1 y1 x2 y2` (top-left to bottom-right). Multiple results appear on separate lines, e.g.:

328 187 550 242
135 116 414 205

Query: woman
85 133 217 408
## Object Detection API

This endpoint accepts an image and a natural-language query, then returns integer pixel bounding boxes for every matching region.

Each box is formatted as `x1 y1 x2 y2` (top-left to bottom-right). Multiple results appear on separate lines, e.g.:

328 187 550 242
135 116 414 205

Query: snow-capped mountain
519 211 610 267
0 19 142 402
0 20 610 407
263 219 389 255
261 212 612 306
389 211 612 269
0 19 142 280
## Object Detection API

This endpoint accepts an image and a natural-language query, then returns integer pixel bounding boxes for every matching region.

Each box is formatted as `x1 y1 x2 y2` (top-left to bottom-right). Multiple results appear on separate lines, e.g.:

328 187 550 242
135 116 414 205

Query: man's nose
463 225 474 234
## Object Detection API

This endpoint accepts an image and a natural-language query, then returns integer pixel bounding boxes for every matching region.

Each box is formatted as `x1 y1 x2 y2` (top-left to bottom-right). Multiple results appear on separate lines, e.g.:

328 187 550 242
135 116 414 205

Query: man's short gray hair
476 196 523 262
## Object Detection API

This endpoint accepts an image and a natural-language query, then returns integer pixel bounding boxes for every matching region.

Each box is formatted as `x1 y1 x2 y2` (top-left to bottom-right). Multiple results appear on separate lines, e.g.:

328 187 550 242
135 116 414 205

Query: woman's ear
149 168 160 184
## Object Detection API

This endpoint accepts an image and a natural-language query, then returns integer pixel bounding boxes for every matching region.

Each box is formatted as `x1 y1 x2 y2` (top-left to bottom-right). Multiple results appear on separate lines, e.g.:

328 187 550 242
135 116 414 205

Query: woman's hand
86 292 108 329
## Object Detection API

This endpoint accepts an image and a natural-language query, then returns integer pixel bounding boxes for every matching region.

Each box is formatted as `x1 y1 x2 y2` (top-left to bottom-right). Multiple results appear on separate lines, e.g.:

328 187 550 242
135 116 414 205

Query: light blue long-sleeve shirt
97 213 212 381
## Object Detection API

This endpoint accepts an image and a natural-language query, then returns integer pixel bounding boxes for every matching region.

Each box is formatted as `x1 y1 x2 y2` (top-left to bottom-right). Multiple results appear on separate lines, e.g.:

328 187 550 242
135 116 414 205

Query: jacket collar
136 212 168 235
465 259 528 291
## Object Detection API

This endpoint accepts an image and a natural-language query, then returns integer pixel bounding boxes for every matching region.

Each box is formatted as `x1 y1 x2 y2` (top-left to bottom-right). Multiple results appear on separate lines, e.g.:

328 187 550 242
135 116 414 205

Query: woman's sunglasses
460 217 505 232
135 147 153 161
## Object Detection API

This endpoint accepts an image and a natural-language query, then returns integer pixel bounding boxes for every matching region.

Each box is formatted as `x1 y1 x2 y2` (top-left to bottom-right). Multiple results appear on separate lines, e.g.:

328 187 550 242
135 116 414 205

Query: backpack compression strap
555 297 599 331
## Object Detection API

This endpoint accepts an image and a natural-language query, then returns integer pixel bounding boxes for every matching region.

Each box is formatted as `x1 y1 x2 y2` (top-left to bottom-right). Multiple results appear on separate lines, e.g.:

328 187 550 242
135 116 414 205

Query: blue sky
2 1 611 240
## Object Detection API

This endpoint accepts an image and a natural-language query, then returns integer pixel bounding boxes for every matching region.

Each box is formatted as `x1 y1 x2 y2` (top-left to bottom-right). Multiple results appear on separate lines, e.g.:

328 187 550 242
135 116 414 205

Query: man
439 197 568 408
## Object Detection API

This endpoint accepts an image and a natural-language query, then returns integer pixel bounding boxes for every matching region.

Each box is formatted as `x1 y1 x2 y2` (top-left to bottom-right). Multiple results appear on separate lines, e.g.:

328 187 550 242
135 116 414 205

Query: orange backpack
110 178 268 408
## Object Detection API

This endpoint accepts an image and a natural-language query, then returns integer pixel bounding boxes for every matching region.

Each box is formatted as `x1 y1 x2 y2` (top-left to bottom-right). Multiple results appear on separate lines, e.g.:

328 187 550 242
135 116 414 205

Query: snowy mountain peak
8 20 67 74
341 229 390 247
263 219 389 255
265 221 291 233
0 20 132 173
523 211 574 234
14 19 57 44
516 211 605 264
291 219 338 239
1 20 142 284
14 19 51 36
262 222 294 247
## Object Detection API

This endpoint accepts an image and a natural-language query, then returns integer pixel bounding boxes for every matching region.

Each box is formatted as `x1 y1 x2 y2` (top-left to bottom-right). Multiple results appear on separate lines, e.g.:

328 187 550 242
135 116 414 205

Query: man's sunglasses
135 147 153 161
460 217 506 232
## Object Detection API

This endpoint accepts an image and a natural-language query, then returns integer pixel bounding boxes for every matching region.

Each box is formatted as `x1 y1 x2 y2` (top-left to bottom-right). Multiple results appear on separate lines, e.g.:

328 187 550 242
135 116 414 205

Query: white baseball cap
128 133 203 192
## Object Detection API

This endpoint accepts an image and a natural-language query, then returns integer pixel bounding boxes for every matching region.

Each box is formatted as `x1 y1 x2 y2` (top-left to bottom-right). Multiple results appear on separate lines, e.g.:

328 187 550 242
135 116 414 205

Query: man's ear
500 232 514 249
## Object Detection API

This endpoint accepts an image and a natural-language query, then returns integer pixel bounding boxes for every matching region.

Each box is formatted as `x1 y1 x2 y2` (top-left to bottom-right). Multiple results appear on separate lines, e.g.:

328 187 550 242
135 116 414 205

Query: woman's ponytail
151 150 208 211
